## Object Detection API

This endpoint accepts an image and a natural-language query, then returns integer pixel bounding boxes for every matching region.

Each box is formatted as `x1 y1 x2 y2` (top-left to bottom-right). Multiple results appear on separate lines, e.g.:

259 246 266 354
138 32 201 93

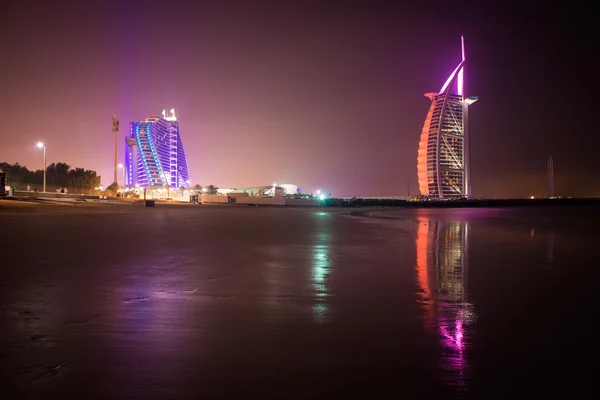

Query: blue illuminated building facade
125 109 190 188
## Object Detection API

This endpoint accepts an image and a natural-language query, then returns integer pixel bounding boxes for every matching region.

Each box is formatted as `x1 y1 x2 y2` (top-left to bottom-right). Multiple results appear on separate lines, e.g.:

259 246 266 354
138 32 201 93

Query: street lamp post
36 142 46 193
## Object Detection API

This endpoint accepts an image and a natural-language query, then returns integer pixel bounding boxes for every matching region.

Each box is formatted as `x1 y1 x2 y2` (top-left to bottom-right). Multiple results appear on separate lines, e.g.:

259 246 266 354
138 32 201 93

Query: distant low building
226 184 299 197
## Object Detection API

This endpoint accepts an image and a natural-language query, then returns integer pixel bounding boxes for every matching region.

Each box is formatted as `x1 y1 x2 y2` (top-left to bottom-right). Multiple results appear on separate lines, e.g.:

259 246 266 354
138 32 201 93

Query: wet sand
0 204 597 398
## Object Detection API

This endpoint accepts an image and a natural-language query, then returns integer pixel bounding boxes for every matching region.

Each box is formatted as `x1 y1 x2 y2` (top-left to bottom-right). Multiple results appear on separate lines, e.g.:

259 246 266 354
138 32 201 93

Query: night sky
1 1 596 197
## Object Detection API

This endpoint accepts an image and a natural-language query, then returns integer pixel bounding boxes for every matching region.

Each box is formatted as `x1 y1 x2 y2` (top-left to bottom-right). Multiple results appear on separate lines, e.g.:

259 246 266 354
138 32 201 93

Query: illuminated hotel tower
125 109 190 188
417 36 478 198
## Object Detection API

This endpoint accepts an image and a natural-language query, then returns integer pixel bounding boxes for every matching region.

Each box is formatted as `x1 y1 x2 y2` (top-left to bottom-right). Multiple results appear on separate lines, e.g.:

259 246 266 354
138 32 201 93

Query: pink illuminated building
417 36 478 198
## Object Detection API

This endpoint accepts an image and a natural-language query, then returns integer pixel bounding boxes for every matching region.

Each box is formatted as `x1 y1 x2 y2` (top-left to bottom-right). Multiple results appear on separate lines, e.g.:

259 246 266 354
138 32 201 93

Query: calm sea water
0 205 597 398
349 206 598 397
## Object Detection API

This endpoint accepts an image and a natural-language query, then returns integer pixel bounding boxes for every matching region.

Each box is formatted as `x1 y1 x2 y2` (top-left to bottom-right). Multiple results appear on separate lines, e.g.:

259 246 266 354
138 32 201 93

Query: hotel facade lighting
417 36 478 198
125 109 190 188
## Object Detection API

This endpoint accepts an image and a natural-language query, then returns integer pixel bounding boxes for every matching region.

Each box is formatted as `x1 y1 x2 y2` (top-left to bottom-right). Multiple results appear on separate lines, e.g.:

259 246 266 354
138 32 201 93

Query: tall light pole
36 142 46 193
112 115 119 184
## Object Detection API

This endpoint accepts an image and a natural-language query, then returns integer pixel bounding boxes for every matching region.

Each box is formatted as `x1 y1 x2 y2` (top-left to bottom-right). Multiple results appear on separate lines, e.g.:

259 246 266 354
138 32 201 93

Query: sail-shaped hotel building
417 36 478 198
125 109 190 189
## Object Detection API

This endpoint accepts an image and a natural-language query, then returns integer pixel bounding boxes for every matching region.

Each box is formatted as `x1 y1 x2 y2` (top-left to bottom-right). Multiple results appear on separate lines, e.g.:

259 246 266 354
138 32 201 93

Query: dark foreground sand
0 203 597 398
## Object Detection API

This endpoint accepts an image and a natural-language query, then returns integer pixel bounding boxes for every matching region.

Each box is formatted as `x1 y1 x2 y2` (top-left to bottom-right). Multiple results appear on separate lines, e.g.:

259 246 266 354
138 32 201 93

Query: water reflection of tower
435 220 468 304
417 217 471 308
415 215 475 388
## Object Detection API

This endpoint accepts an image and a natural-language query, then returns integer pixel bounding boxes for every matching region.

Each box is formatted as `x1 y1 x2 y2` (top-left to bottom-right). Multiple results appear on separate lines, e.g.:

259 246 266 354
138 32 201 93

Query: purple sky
1 1 597 197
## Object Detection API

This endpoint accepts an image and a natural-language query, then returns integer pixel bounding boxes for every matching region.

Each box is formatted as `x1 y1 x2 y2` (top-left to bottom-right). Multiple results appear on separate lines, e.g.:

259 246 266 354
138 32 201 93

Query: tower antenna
547 156 555 197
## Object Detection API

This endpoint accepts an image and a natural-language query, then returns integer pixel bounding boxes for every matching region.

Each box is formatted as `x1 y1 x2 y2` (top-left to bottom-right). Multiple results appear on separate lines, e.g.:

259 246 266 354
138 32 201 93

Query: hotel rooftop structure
125 109 190 189
417 36 478 198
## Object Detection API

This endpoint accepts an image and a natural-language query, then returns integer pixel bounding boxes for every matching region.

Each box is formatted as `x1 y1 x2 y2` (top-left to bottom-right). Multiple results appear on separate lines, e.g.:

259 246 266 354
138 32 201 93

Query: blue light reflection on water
312 212 331 323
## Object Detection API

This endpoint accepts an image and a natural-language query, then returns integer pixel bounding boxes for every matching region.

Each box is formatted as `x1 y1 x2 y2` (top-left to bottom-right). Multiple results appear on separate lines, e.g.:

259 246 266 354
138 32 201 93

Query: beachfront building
417 36 478 198
222 184 299 197
125 109 190 188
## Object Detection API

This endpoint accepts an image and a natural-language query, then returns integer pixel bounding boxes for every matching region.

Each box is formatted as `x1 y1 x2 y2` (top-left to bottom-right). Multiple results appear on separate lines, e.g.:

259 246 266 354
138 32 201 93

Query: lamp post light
36 142 46 193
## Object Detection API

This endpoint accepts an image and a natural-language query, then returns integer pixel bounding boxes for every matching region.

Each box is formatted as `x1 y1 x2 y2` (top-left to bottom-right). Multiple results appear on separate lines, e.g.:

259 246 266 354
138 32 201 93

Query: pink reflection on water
414 216 475 389
440 317 464 351
437 303 474 389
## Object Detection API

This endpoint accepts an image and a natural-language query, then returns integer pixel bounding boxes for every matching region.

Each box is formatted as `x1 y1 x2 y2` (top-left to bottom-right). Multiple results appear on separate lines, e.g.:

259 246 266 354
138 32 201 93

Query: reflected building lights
415 215 475 387
416 219 435 327
312 214 331 323
112 261 196 390
312 244 329 298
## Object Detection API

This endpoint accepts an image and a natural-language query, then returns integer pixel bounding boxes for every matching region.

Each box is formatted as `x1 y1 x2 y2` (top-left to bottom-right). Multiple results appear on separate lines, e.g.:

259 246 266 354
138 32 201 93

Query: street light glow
36 141 47 192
